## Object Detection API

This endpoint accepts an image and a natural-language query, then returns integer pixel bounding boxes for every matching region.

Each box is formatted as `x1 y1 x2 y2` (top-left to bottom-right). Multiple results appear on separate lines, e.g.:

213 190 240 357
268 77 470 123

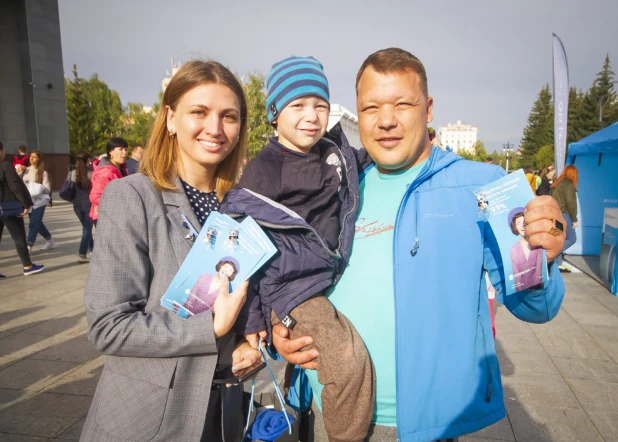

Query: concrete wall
0 0 69 189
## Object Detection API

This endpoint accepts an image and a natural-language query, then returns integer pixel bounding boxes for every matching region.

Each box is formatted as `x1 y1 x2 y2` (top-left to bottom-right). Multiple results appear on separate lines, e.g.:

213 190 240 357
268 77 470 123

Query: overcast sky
57 0 618 153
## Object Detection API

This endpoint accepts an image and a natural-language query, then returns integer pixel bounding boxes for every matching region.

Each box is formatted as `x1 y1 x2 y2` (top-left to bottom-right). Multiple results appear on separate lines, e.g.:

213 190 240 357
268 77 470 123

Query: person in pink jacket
89 137 128 224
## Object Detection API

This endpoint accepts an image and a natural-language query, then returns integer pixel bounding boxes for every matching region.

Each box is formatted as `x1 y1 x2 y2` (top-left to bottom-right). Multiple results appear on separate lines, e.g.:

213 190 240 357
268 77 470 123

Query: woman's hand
231 340 263 379
213 276 247 338
271 324 319 369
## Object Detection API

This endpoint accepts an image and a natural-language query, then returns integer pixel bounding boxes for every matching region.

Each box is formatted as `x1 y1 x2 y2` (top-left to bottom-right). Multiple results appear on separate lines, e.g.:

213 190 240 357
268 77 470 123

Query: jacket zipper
334 147 357 283
392 153 437 437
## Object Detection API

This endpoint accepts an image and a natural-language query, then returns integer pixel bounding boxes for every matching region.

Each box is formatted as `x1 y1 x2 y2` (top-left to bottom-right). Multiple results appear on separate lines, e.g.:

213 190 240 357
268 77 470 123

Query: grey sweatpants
272 296 375 442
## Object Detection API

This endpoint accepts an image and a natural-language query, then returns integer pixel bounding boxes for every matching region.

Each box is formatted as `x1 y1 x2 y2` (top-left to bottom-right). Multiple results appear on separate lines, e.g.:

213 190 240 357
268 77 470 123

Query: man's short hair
106 137 129 155
17 145 27 154
486 157 493 163
356 48 428 98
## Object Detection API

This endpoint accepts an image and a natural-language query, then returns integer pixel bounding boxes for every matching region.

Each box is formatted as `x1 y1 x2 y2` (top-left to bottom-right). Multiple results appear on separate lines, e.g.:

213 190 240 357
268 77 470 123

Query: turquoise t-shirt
306 160 427 426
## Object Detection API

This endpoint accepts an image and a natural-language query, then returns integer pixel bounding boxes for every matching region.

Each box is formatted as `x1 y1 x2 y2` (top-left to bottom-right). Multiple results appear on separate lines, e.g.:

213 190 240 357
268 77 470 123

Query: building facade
327 104 361 149
439 120 478 153
0 0 69 189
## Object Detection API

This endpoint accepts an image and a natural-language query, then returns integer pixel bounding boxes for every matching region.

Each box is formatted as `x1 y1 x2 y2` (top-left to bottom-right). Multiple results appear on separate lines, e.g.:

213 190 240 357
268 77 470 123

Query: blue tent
565 122 618 255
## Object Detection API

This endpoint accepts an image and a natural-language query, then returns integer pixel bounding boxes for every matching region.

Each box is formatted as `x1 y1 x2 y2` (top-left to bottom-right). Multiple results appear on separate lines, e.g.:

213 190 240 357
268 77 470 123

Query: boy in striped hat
225 55 375 441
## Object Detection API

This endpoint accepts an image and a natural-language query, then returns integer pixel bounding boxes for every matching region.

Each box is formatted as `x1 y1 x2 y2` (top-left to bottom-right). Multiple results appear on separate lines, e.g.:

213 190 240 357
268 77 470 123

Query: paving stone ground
1 200 618 441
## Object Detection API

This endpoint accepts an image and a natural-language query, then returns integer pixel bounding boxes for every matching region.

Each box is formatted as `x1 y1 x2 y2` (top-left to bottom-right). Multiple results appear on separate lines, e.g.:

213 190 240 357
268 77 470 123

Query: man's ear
426 96 434 124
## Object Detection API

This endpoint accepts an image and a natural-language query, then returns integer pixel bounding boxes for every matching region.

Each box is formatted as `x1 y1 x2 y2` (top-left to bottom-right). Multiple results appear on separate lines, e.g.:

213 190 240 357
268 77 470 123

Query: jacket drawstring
410 192 420 257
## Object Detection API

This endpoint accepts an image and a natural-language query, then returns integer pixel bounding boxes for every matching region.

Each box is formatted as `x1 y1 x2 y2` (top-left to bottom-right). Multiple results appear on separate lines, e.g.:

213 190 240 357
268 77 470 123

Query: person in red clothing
13 145 29 174
89 137 128 224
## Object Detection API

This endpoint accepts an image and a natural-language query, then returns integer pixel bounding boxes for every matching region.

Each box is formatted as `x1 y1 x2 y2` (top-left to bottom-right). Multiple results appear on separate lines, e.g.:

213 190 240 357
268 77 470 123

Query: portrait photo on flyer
160 211 276 318
476 169 549 295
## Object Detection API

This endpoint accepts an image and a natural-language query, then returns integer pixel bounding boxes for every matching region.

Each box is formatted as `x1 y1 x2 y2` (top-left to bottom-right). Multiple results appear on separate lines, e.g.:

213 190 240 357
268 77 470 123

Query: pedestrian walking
550 164 578 271
22 151 56 251
89 137 129 226
70 151 94 262
0 141 44 278
536 166 551 196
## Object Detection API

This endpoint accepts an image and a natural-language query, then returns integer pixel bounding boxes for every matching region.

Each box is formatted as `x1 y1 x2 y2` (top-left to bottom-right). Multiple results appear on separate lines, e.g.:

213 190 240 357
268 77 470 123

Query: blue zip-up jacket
220 123 371 335
384 147 564 441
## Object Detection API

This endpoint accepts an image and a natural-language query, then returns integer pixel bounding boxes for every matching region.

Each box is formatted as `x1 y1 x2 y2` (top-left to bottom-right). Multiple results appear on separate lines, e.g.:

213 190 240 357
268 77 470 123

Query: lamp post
592 79 618 123
503 142 513 174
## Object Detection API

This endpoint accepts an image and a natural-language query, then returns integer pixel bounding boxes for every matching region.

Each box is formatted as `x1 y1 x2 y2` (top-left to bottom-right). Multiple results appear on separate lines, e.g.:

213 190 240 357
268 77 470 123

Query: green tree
85 74 124 153
64 66 125 155
65 65 98 154
591 53 617 129
122 102 155 147
242 72 273 159
520 84 553 168
535 144 554 169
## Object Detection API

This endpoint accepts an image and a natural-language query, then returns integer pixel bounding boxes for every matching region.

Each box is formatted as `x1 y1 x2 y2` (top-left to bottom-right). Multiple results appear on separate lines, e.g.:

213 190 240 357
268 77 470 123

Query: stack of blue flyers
161 211 276 318
475 169 549 296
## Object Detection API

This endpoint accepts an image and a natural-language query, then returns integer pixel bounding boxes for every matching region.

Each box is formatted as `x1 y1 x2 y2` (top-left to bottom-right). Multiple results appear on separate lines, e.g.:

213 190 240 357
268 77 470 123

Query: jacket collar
162 177 203 265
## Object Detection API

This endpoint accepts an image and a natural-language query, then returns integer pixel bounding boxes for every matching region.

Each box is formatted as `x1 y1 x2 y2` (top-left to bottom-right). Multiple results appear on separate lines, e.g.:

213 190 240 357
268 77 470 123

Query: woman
0 141 44 278
22 151 55 251
550 165 578 270
71 151 94 262
508 208 543 292
81 60 261 442
524 166 537 194
89 137 129 225
184 257 239 314
536 166 551 196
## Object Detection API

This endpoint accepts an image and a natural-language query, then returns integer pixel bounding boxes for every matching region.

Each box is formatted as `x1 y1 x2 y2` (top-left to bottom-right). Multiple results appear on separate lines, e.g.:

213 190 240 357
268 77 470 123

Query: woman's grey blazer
80 174 238 441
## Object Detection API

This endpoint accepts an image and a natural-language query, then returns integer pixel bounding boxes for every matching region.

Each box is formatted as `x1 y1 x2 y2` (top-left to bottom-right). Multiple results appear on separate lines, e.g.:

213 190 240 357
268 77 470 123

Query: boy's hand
272 324 318 369
245 331 267 349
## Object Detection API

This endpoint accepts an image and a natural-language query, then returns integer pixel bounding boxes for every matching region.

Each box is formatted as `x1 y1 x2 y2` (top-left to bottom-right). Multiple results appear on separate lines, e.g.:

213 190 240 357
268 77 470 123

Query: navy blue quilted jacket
220 123 371 335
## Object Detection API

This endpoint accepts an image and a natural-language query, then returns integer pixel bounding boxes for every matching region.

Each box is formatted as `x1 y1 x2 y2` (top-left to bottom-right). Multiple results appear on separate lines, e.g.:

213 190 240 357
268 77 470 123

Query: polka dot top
180 179 219 226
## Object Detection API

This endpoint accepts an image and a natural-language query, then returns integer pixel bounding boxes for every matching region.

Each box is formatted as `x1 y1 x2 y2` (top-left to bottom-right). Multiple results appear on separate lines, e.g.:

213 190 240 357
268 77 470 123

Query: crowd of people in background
0 136 142 277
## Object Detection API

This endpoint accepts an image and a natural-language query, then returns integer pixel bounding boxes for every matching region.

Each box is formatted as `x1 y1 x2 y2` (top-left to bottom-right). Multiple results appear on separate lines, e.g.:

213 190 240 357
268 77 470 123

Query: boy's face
274 96 329 154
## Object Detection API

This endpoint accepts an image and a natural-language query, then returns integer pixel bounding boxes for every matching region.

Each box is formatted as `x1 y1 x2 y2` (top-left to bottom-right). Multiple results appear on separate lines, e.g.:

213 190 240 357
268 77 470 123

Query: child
221 55 374 442
13 145 29 174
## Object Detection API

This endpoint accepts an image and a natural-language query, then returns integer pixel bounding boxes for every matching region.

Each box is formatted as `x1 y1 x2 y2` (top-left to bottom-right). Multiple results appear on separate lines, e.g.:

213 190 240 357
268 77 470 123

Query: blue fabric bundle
249 408 296 441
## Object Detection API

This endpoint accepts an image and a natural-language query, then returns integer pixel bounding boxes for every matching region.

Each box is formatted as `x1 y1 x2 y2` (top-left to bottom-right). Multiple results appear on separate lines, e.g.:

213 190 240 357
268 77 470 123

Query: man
485 156 493 164
272 48 566 442
126 144 144 175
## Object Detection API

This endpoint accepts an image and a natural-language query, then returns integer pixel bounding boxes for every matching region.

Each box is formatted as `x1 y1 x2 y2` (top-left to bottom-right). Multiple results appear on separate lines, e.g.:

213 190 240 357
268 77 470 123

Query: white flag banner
552 33 569 177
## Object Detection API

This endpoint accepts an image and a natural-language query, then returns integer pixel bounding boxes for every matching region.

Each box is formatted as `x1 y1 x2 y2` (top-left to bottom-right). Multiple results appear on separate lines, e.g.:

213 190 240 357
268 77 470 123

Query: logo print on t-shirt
326 152 343 190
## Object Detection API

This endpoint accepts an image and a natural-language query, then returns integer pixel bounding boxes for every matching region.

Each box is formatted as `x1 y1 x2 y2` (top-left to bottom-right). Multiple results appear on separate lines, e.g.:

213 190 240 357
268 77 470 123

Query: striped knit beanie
265 55 330 124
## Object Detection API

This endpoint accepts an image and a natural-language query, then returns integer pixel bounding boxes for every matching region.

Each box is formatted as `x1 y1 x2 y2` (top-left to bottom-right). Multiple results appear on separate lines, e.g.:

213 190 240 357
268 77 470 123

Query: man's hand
523 196 566 264
245 330 268 349
213 277 247 338
18 208 28 217
271 324 318 369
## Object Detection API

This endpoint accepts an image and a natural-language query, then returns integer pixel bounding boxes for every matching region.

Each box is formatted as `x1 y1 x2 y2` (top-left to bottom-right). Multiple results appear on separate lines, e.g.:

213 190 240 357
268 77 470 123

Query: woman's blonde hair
140 60 248 200
551 164 578 190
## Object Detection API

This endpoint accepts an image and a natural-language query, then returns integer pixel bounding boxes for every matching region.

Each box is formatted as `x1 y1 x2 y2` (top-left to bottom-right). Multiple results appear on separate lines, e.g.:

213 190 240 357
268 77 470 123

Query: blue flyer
160 212 275 318
476 169 549 295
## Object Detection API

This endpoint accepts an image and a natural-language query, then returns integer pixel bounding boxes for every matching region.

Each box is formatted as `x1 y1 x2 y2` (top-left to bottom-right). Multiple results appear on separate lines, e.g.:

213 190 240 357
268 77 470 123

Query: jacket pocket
95 357 177 441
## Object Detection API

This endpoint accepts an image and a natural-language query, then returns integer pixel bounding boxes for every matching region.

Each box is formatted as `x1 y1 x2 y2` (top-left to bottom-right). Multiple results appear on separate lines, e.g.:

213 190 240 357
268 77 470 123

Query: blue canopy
565 123 618 256
568 122 618 157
